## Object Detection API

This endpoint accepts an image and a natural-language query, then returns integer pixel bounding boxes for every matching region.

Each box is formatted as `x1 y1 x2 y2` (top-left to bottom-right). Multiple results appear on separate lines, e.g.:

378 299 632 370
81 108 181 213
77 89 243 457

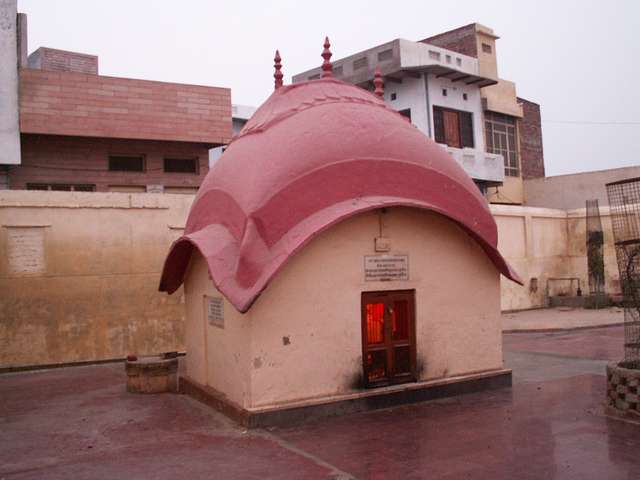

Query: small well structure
159 42 522 426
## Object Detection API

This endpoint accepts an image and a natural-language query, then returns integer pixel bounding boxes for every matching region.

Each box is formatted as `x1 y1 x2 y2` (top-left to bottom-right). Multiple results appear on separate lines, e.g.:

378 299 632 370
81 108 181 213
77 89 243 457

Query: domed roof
159 77 522 312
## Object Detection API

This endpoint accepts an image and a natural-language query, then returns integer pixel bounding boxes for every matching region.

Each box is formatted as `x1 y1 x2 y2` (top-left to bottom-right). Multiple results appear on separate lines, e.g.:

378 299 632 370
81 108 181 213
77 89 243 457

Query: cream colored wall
1 191 621 369
239 208 503 408
481 80 524 119
183 254 251 407
492 204 619 310
488 176 524 205
0 190 191 368
476 30 498 80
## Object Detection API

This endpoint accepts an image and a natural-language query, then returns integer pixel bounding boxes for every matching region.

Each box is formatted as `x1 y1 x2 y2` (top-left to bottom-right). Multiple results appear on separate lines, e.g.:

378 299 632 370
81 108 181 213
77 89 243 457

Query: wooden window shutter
433 107 445 144
460 112 474 148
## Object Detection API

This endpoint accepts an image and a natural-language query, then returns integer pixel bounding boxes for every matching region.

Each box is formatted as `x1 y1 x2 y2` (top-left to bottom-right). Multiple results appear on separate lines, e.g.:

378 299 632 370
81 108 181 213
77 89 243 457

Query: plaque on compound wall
364 254 409 281
205 296 224 328
6 227 46 275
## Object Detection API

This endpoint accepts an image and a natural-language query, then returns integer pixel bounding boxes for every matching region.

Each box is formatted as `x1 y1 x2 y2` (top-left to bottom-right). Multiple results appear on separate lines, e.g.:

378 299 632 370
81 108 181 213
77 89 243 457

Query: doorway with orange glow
361 290 417 388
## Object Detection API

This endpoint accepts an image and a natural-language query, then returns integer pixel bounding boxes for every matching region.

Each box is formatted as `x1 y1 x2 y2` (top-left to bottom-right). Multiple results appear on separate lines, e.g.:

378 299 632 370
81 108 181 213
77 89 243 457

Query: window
361 290 416 387
109 185 146 193
445 54 452 64
164 157 199 174
165 186 198 194
27 183 96 192
463 93 468 101
456 57 462 66
428 50 441 61
390 92 397 101
433 106 474 148
485 112 519 176
377 49 393 62
398 109 411 122
353 57 368 70
482 43 493 54
474 180 488 196
308 74 320 80
108 155 145 172
442 88 447 97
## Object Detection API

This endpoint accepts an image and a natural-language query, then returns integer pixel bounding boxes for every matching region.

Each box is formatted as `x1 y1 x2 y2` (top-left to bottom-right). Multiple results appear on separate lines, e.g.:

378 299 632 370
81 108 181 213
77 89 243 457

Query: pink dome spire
373 66 384 98
274 50 283 90
321 36 333 78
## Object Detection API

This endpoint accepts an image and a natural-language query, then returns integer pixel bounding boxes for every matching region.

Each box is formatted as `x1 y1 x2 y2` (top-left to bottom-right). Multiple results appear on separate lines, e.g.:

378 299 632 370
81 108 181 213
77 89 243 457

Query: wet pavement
1 326 638 479
502 307 623 332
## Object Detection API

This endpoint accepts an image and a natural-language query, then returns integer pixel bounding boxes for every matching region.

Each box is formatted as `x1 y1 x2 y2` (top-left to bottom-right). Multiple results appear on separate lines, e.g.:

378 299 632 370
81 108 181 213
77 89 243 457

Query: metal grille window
27 183 96 192
108 155 145 172
164 157 199 174
485 112 519 176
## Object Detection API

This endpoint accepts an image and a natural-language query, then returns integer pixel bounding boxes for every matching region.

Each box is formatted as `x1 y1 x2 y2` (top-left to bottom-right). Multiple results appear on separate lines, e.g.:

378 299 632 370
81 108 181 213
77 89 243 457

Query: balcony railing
437 144 504 184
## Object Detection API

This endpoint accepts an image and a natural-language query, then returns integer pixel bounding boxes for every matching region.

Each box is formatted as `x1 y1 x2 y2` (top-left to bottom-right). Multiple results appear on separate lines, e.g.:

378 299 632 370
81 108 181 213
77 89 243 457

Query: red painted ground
1 326 638 479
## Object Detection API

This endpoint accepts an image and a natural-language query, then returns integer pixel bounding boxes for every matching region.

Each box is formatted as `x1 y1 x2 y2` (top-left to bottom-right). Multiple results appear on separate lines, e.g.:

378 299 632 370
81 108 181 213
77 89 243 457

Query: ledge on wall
180 368 512 428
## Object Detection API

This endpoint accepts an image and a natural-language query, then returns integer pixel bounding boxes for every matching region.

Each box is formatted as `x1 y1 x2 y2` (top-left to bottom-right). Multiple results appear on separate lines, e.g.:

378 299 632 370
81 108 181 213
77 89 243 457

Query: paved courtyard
1 323 638 479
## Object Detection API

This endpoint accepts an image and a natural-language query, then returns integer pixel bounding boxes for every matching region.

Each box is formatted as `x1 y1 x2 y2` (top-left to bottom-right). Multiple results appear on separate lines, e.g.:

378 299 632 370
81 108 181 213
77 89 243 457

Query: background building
293 23 545 205
0 5 231 193
523 166 640 209
209 104 256 166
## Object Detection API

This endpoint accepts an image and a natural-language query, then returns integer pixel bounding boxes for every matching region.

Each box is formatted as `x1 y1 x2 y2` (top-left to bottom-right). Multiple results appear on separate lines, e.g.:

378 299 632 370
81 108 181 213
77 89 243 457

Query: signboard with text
364 254 409 281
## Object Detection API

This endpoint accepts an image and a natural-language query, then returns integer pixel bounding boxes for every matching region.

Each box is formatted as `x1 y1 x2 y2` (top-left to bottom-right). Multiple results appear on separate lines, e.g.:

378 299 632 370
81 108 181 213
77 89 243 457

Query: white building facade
293 38 505 191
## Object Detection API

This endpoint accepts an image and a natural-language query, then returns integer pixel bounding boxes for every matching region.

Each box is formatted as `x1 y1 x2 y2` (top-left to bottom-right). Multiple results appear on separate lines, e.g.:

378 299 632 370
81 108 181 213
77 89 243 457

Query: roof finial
274 50 283 90
321 36 333 78
373 66 384 98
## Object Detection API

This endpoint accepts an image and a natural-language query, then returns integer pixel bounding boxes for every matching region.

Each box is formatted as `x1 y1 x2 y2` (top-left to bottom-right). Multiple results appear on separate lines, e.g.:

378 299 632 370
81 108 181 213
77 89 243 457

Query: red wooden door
361 290 417 387
443 110 461 148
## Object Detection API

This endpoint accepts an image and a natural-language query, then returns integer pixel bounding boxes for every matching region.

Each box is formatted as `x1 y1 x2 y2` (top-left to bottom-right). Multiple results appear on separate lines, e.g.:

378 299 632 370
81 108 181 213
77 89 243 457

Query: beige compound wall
0 191 620 369
0 190 190 368
492 204 619 311
184 207 504 409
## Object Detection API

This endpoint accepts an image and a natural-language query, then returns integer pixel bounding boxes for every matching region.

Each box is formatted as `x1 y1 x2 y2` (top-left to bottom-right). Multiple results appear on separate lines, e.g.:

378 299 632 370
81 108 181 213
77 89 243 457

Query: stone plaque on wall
6 227 46 275
205 296 224 328
364 254 409 281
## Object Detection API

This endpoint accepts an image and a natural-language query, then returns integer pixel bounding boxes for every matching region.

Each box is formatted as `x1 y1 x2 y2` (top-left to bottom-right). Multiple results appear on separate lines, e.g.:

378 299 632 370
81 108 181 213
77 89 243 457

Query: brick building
294 23 545 205
0 7 231 193
422 23 545 204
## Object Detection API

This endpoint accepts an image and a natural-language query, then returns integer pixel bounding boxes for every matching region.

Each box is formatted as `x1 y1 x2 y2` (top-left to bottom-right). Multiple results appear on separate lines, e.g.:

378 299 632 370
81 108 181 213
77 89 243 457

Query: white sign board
364 254 409 281
205 296 224 328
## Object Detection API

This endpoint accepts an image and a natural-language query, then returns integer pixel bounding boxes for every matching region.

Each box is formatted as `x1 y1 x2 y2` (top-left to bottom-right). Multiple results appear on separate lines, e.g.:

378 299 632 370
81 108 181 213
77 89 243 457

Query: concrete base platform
180 368 512 428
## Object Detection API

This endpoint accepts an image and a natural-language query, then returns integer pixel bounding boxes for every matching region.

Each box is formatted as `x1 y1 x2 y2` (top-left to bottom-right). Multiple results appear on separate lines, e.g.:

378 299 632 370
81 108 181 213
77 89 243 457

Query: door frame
360 289 417 388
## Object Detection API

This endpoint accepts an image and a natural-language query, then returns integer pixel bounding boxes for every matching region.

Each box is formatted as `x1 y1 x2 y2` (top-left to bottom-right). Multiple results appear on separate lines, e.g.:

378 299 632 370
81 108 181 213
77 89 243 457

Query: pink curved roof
159 78 522 312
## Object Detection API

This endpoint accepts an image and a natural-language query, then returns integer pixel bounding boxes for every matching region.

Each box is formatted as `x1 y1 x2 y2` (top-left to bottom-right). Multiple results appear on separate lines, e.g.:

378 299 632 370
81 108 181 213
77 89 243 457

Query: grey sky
18 0 639 177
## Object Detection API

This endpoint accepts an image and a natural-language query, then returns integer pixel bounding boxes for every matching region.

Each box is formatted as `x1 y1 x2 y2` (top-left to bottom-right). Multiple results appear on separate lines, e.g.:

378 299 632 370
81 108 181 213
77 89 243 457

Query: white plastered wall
427 73 486 152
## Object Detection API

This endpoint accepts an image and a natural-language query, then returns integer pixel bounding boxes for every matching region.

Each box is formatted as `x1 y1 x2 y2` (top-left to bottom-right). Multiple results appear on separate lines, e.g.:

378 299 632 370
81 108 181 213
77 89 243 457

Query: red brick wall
19 69 232 145
9 134 210 192
517 97 545 179
420 24 478 58
28 47 99 74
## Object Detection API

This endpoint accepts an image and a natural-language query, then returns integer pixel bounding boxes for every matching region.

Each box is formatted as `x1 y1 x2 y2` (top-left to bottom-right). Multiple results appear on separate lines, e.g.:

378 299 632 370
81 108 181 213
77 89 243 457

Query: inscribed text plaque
7 227 46 275
205 296 224 328
364 254 409 281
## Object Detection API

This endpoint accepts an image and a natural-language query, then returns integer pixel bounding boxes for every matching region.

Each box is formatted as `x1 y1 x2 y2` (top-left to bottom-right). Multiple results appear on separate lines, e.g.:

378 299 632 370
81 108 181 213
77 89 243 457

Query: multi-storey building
293 23 544 204
0 5 231 193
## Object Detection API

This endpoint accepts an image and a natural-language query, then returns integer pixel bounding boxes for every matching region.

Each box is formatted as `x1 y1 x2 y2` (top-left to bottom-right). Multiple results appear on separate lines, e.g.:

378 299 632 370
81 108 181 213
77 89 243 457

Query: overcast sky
18 0 639 177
